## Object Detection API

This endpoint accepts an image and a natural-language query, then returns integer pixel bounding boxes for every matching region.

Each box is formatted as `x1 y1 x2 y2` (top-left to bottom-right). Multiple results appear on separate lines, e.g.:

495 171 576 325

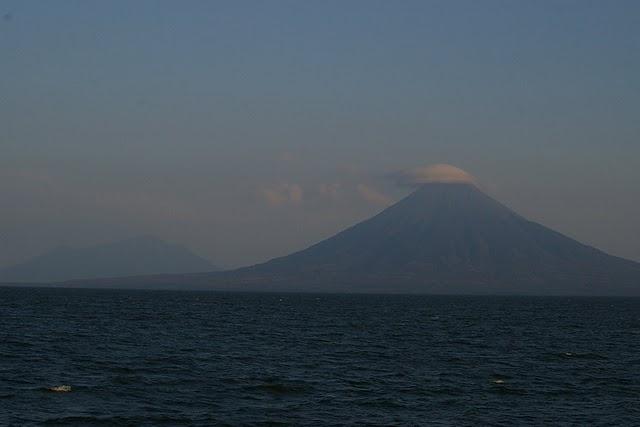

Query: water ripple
1 288 639 425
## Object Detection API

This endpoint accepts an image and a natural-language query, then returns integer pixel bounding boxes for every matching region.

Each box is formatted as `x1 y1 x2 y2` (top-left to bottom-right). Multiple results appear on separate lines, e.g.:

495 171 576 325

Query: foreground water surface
1 287 639 426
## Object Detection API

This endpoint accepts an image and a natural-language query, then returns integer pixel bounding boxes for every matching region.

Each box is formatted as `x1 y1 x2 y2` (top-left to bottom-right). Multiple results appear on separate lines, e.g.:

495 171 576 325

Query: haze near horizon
2 0 639 269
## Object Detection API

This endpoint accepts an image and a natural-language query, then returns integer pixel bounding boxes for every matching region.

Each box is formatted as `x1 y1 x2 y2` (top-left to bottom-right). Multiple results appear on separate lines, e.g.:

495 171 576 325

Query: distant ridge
59 182 640 295
0 236 215 283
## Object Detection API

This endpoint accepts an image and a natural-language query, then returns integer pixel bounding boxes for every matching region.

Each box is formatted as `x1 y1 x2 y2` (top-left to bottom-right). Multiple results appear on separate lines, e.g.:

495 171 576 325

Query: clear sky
1 0 639 268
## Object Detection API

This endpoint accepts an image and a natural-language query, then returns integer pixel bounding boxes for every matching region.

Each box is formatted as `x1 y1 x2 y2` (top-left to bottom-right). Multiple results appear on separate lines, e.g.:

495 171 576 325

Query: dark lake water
1 287 639 426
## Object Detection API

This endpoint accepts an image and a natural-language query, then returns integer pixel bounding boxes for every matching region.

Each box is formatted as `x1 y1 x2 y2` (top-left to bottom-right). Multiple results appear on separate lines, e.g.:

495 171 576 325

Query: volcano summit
66 166 640 295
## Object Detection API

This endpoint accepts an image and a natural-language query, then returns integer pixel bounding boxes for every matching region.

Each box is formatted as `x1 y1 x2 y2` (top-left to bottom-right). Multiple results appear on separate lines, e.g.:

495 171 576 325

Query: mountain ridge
0 236 216 283
46 182 640 295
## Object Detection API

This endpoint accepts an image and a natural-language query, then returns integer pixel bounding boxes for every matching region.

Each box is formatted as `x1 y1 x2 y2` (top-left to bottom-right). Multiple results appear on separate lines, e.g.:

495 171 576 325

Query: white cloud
394 164 476 187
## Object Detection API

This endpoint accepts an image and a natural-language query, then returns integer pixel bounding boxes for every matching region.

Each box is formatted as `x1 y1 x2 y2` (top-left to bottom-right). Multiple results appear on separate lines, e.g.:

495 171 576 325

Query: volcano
60 180 640 295
226 182 640 295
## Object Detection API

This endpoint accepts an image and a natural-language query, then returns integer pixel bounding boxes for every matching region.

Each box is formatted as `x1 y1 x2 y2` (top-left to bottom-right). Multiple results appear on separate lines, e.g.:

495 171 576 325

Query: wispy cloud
260 183 304 206
318 182 341 199
356 184 392 207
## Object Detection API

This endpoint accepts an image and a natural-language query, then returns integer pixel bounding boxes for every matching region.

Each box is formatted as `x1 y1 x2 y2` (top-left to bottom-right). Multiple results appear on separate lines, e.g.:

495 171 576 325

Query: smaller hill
0 236 215 283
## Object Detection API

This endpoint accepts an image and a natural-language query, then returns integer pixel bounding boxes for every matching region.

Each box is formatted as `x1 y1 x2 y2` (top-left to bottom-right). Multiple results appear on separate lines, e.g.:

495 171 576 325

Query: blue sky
1 0 639 267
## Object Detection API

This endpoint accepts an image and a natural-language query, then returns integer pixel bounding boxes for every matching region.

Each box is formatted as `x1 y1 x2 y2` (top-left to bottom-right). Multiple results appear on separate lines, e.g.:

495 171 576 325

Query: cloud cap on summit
394 164 477 187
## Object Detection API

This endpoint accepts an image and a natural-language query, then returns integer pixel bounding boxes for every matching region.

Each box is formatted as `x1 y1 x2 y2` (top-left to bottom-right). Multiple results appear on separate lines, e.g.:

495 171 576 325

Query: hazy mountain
0 236 215 283
58 183 640 295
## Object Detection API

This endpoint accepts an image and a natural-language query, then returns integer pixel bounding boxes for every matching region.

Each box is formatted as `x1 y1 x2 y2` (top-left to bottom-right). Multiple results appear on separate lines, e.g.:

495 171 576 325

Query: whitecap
48 385 72 393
